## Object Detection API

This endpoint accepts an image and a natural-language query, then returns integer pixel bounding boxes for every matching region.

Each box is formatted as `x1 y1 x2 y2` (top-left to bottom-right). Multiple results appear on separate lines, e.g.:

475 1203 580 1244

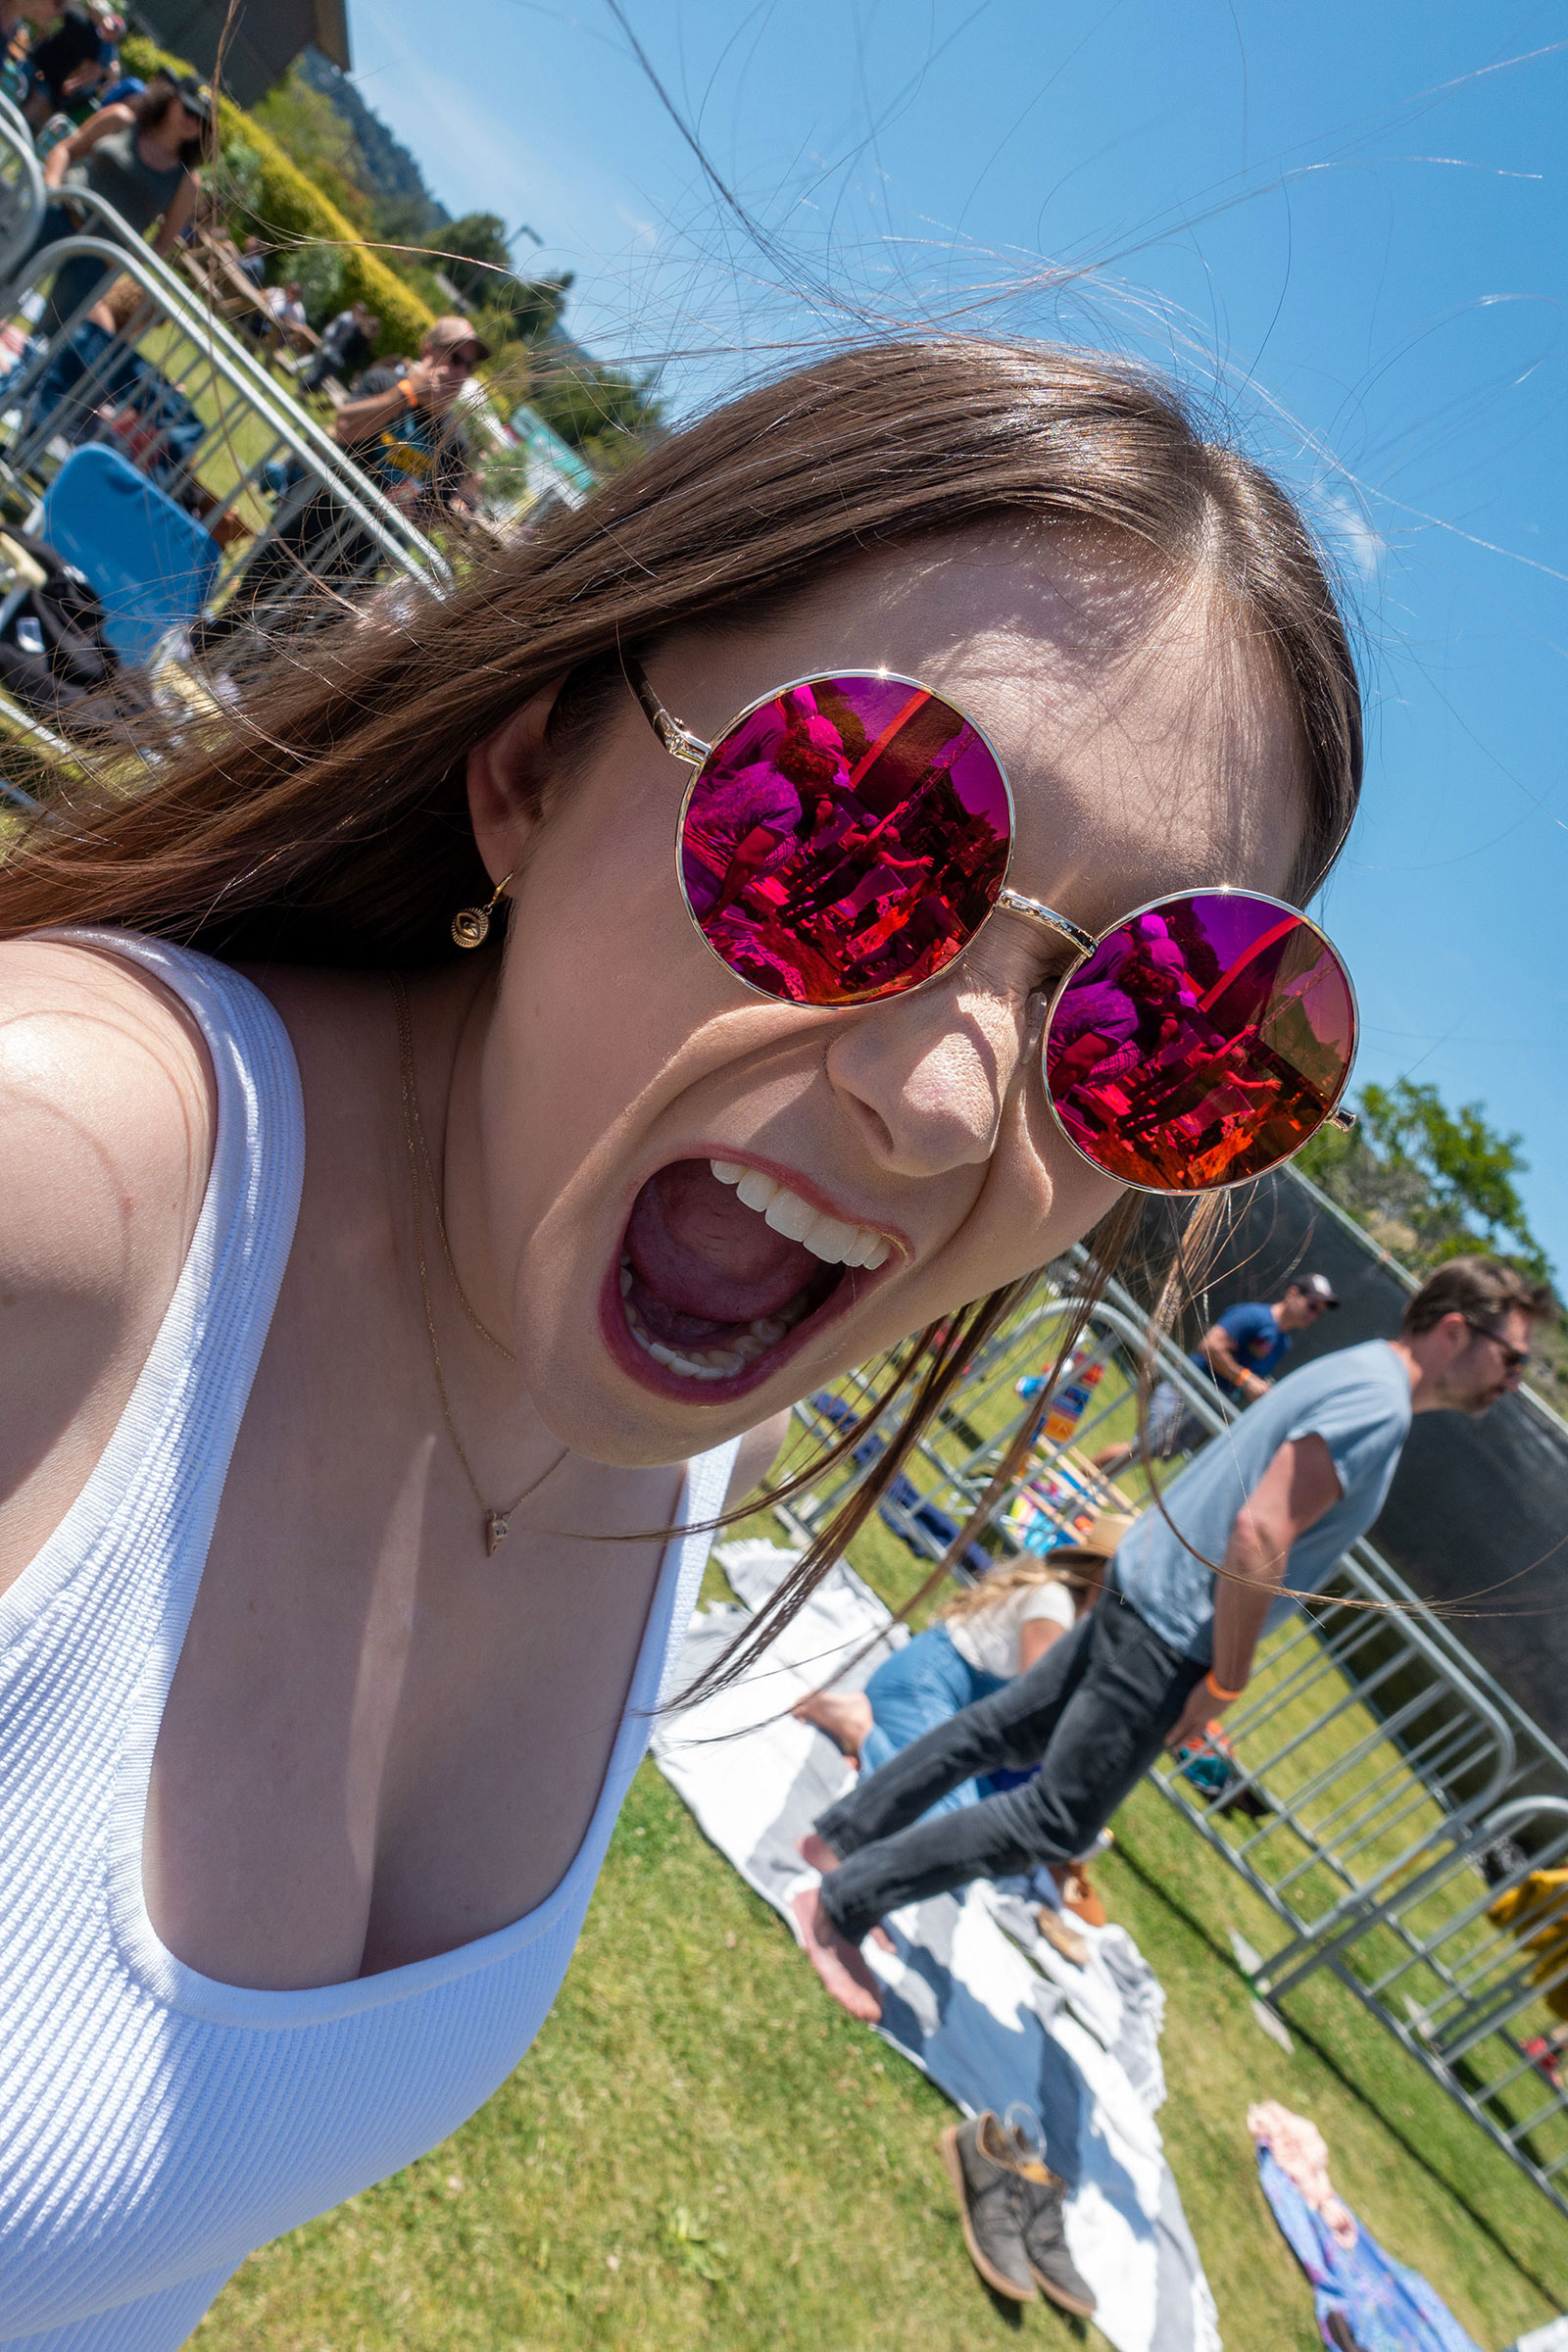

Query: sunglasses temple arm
622 653 711 769
1326 1104 1357 1134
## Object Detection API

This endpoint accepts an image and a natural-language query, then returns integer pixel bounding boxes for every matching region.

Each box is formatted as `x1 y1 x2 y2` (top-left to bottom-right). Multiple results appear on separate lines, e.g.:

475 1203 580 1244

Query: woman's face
467 522 1307 1465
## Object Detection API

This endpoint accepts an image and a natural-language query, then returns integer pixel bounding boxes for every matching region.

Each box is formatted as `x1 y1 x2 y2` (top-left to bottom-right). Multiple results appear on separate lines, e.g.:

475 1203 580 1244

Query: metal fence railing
0 98 42 287
785 1252 1568 2127
0 238 443 615
0 114 448 713
1151 1547 1518 1967
1249 1797 1568 2221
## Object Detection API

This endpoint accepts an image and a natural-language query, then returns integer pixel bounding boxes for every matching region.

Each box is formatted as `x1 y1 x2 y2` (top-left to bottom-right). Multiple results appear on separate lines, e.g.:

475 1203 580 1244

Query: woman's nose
821 971 1031 1175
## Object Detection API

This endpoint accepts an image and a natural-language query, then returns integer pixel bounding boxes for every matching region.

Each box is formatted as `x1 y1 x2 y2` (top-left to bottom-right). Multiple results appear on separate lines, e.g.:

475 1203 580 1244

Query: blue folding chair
38 442 220 666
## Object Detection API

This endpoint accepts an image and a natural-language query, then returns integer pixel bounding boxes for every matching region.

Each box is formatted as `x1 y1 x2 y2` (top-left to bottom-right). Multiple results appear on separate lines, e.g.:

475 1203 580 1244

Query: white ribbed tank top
0 932 739 2351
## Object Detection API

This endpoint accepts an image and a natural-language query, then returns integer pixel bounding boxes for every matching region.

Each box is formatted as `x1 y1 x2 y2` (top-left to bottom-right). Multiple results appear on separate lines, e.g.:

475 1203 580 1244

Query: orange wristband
1205 1670 1244 1703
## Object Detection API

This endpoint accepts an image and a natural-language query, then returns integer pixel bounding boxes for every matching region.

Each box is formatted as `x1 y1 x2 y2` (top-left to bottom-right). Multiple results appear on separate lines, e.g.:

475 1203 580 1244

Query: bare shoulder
0 938 217 1580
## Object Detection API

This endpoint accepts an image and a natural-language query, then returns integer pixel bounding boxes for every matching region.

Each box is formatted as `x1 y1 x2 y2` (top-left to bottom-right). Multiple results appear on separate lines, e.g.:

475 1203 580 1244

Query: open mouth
604 1156 895 1400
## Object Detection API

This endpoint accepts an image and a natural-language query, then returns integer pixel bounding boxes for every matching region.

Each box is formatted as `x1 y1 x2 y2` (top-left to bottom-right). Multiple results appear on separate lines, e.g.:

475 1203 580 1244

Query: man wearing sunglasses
798 1256 1553 2024
1094 1271 1340 1478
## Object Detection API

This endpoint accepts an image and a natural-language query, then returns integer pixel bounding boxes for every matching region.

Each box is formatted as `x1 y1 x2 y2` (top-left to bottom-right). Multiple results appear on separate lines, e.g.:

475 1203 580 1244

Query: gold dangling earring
451 869 514 950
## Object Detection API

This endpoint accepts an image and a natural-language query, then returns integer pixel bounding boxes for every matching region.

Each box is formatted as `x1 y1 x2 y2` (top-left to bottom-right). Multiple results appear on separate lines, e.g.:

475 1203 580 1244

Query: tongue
625 1159 820 1323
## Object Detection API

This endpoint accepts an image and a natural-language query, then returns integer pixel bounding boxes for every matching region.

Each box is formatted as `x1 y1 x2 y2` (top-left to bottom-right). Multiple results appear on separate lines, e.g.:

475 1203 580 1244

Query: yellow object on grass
1488 1868 1568 2021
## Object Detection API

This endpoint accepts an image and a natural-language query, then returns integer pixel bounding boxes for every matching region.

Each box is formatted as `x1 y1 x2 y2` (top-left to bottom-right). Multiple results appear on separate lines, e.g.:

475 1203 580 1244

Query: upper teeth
710 1161 893 1269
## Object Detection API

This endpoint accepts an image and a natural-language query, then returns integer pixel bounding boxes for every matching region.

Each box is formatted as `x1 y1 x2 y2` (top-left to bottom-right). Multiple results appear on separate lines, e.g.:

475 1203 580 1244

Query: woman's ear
466 674 568 880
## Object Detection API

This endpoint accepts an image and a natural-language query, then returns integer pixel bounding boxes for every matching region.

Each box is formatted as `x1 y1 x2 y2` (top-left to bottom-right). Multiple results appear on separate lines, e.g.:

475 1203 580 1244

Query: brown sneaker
1035 1905 1091 1967
1051 1861 1107 1927
939 2113 1037 2301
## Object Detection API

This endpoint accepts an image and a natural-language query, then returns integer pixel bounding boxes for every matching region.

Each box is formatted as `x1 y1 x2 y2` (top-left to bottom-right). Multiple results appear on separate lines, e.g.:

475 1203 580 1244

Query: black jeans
815 1592 1204 1944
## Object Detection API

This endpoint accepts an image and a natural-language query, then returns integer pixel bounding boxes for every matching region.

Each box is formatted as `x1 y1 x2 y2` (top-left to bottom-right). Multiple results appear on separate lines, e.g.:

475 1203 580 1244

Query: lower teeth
620 1256 804 1380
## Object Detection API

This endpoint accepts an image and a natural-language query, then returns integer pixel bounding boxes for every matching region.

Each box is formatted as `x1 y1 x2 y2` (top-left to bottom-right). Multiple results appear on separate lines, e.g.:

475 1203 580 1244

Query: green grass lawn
193 1759 1568 2352
194 1488 1568 2352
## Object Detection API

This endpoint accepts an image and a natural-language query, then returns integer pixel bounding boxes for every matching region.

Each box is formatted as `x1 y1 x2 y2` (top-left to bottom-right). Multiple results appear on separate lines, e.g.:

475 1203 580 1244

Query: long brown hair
132 82 217 173
938 1552 1093 1625
0 336 1363 1686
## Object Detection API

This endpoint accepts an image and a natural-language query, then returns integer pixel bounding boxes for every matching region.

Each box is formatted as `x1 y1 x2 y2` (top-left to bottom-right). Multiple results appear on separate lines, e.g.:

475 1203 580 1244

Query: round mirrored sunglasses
626 659 1357 1197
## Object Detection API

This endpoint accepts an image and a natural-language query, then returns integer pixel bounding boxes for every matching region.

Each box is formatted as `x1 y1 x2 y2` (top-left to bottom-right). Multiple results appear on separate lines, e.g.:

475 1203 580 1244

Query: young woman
34 70 214 328
794 1531 1118 1801
0 338 1362 2346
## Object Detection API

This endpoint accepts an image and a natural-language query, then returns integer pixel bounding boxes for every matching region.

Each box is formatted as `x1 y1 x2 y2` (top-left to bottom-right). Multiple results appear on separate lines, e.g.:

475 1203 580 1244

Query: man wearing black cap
1093 1272 1339 1477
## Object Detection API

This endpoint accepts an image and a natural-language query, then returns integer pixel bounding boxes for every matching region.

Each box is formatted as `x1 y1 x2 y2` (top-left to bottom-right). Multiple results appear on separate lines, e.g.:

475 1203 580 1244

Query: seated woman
34 74 214 331
794 1519 1125 1807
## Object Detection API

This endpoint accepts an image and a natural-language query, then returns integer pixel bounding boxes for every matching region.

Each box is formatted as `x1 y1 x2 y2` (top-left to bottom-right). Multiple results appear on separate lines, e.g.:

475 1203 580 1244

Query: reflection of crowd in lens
681 681 1007 1004
1048 908 1342 1187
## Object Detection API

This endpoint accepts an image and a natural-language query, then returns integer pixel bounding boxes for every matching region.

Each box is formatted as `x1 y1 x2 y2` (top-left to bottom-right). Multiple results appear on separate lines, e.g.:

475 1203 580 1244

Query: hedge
121 34 434 359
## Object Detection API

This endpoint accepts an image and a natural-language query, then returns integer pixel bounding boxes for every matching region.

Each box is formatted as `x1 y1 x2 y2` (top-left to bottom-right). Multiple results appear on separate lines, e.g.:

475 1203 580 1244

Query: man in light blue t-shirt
799 1257 1550 2023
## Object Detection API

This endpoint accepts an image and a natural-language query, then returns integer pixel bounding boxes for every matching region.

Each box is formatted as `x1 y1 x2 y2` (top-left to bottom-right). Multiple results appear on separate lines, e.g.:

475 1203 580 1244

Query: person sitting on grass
793 1519 1123 1795
303 299 379 395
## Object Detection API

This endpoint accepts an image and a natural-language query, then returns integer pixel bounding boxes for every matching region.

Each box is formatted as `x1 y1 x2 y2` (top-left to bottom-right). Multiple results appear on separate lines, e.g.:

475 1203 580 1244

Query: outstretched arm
1200 1320 1269 1400
1163 1431 1342 1752
43 102 130 189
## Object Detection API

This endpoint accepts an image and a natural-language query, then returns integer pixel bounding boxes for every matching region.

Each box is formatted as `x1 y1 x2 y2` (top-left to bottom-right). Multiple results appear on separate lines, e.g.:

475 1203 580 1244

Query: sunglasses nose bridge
992 886 1097 961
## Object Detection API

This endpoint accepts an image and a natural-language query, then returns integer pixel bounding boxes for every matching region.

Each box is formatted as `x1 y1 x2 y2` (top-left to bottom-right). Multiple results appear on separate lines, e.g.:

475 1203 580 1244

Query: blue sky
343 1 1568 1267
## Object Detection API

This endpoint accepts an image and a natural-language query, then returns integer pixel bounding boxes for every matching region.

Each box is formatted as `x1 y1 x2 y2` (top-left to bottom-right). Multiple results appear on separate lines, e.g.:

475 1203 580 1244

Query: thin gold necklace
391 974 566 1554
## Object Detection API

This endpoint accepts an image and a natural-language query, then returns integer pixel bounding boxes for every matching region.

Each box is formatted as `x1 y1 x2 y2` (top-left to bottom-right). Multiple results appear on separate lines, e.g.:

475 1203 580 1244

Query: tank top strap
654 1437 741 1709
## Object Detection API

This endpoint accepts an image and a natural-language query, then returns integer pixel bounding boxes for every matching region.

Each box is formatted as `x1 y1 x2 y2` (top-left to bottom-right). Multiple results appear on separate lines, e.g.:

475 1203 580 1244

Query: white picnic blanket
652 1540 1221 2352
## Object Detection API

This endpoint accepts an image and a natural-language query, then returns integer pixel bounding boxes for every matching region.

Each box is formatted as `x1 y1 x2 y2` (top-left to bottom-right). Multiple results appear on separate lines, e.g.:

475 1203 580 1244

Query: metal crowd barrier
786 1250 1568 2014
0 99 42 286
1248 1798 1568 2220
0 122 447 708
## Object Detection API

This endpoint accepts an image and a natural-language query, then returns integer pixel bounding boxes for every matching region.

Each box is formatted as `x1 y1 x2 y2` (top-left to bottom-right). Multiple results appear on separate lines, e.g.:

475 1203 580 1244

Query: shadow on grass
975 2280 1027 2328
1111 1828 1565 2310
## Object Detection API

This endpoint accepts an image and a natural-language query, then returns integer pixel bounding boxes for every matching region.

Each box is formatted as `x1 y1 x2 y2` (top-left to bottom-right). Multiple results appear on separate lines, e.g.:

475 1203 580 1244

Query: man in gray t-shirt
1112 1336 1411 1663
796 1256 1550 2024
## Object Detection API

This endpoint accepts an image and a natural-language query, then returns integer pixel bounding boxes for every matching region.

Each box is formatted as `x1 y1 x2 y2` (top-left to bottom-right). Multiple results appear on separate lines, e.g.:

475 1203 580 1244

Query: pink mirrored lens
1044 892 1356 1192
678 674 1011 1005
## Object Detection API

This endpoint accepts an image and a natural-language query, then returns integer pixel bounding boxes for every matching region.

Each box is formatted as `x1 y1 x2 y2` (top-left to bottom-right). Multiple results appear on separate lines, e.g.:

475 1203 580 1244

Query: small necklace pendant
485 1510 511 1556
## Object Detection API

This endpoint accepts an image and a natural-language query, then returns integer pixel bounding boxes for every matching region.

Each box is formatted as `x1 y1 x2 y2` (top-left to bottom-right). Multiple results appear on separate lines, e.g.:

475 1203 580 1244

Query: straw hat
1052 1511 1135 1563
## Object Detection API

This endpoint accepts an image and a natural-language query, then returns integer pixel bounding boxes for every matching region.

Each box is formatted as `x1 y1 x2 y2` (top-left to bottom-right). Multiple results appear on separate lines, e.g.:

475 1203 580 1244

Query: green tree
368 192 443 253
251 61 372 233
422 213 514 306
527 352 663 471
1298 1078 1553 1286
478 270 573 347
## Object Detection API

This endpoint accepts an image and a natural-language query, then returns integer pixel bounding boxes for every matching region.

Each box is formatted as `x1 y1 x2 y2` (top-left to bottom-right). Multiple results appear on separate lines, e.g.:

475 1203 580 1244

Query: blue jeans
859 1624 1005 1815
29 205 119 333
